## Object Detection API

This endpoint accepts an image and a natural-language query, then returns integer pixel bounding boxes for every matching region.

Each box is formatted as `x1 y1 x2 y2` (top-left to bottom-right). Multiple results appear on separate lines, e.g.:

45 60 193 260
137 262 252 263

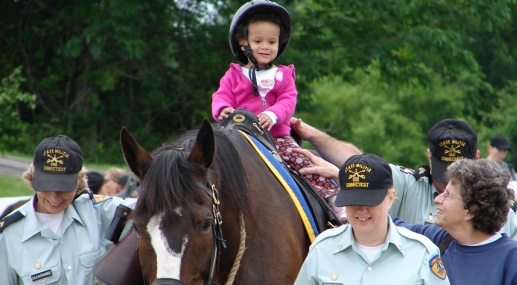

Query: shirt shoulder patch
396 164 431 182
413 165 431 181
0 211 24 233
429 254 447 279
92 195 112 205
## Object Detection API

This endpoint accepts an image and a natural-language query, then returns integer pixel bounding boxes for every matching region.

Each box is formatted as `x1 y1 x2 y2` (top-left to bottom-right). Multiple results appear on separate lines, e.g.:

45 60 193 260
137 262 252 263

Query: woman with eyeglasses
394 158 517 285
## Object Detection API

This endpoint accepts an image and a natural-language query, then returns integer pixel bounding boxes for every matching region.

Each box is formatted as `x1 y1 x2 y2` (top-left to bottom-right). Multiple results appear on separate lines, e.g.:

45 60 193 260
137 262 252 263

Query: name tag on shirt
31 269 52 281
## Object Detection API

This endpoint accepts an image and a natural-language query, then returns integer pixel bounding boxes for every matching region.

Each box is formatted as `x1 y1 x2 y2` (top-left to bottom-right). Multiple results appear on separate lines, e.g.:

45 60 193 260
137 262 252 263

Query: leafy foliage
0 66 36 152
0 0 516 168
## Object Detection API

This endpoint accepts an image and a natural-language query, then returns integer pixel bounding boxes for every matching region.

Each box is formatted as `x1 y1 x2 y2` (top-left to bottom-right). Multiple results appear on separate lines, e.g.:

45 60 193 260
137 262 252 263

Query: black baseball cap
490 136 511 151
428 119 477 183
335 153 393 207
33 135 83 192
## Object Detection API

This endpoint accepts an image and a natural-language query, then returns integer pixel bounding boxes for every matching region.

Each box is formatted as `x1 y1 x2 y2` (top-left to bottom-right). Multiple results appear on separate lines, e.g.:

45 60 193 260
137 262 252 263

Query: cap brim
430 157 449 183
33 169 78 192
334 188 388 207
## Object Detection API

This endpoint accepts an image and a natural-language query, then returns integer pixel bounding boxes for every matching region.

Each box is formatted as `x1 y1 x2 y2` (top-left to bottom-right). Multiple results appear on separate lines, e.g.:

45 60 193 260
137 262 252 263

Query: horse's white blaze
147 214 189 280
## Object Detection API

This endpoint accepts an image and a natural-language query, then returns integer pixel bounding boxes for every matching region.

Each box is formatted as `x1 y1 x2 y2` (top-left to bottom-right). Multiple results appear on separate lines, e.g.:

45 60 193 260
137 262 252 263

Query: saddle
94 227 142 285
218 109 342 233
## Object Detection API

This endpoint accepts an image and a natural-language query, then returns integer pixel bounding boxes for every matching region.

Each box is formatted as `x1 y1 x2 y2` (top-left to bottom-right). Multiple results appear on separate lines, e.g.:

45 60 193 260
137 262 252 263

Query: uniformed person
295 154 450 285
0 135 136 285
289 118 517 238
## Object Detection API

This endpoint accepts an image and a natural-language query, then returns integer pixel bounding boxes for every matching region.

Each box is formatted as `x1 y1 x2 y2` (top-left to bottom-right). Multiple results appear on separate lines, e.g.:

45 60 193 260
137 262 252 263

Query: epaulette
413 165 431 181
0 211 24 233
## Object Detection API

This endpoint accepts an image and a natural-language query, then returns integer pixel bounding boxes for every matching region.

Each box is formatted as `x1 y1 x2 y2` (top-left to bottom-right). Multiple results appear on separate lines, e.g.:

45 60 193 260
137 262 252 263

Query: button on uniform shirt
0 194 136 285
294 217 450 285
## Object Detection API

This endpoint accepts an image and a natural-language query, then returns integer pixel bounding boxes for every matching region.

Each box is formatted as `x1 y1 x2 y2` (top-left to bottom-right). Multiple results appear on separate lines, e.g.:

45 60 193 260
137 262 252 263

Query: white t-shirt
242 67 279 124
36 211 65 237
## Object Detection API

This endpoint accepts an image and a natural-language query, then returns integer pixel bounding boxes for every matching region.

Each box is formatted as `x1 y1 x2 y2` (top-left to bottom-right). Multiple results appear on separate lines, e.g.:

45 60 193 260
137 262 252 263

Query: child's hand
258 113 273 131
218 107 235 121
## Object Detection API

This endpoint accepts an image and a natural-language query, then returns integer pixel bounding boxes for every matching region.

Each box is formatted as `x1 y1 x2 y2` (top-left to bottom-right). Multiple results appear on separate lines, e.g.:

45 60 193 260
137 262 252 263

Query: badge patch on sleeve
429 254 447 279
92 195 112 205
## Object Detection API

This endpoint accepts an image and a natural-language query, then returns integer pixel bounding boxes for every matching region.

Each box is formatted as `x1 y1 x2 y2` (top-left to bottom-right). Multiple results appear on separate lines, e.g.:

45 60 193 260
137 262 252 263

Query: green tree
0 66 36 152
1 0 516 167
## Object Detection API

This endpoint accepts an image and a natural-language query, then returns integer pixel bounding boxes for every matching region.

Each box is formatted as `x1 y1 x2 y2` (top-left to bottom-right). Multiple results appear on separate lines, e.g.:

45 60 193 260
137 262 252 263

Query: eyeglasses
438 189 460 203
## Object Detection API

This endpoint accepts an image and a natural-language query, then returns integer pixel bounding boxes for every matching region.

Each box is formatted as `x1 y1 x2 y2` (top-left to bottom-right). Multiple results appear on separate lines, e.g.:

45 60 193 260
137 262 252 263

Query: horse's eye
201 220 212 232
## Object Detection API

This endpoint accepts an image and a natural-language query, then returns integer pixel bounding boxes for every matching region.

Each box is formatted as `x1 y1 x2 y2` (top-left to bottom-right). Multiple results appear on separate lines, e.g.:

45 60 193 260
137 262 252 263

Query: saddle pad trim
239 130 318 242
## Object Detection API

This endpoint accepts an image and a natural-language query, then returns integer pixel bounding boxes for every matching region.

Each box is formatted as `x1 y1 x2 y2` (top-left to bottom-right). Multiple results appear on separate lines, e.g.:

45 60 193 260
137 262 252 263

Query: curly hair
446 159 514 234
22 164 88 194
234 13 289 46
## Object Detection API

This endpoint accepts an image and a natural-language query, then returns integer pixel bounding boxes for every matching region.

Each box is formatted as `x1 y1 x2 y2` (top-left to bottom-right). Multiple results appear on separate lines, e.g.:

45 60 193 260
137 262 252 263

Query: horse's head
121 120 221 285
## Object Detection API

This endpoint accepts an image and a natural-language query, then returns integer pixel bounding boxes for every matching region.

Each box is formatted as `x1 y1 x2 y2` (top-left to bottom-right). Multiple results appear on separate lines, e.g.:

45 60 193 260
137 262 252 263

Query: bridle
149 175 227 285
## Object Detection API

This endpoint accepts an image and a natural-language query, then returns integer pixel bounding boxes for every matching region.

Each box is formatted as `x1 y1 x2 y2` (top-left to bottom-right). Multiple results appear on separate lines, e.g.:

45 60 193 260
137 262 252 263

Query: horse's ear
188 119 215 168
120 127 153 179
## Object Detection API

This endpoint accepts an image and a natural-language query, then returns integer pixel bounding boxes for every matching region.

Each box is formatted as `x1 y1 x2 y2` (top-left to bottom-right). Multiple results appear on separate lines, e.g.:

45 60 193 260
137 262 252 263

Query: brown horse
120 120 310 284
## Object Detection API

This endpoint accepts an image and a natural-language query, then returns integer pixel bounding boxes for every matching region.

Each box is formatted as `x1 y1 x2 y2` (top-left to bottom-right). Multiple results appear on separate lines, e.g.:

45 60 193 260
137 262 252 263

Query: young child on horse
212 0 345 221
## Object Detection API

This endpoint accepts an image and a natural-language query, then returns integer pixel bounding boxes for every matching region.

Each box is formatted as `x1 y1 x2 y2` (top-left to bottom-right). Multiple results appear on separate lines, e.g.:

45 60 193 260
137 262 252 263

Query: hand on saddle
258 113 273 131
291 148 339 181
218 107 235 121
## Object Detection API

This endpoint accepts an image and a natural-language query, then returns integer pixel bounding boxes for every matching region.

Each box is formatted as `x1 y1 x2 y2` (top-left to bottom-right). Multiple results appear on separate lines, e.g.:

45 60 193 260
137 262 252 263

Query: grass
0 175 33 197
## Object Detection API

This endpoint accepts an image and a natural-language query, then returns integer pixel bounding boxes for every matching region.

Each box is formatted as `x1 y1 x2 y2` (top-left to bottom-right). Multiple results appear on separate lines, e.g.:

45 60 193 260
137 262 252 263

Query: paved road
0 155 31 178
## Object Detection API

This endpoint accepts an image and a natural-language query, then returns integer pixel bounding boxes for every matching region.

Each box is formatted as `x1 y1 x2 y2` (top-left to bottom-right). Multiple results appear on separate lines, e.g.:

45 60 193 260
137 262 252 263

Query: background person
115 173 140 199
295 153 449 285
100 167 126 196
487 135 516 181
85 170 105 195
394 159 517 285
0 135 136 285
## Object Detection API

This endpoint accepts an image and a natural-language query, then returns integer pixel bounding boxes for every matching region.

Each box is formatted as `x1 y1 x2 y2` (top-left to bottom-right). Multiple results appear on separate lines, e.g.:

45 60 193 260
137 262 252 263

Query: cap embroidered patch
429 254 447 279
427 119 477 183
41 148 72 174
436 139 468 163
335 154 392 207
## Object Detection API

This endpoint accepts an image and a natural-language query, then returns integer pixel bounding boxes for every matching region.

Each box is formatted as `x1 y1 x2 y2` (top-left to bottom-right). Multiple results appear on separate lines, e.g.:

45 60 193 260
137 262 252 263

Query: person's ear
239 38 247 48
464 208 474 221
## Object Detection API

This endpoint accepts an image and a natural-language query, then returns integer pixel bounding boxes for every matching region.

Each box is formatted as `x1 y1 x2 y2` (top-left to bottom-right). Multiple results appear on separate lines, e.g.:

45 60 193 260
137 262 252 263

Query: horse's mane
133 127 251 221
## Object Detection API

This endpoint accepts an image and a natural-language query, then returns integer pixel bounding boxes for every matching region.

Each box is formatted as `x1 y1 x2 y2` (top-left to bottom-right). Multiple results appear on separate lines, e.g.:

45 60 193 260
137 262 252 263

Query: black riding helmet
229 0 291 66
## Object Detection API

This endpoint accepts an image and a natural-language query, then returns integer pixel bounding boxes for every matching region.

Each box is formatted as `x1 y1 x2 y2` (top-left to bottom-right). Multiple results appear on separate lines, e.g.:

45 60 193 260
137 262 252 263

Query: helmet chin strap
243 45 273 71
242 44 273 96
242 24 274 96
